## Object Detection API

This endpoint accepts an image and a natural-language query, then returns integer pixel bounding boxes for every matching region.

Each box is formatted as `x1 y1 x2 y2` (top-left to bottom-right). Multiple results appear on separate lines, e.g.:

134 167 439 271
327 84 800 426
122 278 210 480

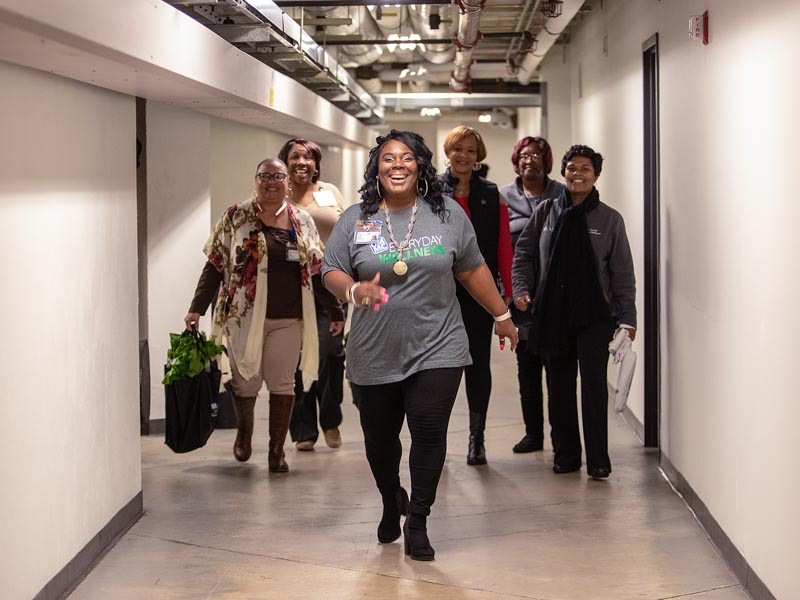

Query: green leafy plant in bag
162 330 227 385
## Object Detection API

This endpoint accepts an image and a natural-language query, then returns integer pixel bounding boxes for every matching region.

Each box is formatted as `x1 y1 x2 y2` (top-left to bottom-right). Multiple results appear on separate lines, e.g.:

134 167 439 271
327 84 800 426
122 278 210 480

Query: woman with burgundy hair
500 136 565 454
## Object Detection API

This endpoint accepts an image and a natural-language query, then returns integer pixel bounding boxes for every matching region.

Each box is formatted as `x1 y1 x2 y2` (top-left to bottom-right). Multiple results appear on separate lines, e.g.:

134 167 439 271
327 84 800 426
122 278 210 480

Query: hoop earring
473 162 482 172
376 177 384 199
444 158 451 168
417 178 429 198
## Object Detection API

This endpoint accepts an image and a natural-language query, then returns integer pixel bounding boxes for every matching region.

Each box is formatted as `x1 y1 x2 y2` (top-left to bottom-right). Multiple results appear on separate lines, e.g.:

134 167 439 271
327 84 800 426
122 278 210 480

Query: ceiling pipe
407 5 458 65
299 6 384 66
449 0 485 92
517 0 584 85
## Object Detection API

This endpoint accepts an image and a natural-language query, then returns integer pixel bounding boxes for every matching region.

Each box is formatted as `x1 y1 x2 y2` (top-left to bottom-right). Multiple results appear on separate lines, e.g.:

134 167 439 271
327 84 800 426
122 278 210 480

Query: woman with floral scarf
185 158 343 473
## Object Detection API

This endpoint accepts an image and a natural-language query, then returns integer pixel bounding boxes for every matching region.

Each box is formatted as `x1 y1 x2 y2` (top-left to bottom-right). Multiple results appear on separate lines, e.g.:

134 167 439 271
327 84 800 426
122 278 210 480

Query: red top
455 195 513 300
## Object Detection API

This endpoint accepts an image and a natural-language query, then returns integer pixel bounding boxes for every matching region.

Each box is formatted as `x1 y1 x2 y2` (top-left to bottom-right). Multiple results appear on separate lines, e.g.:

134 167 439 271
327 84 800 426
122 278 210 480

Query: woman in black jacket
512 145 636 479
438 126 513 466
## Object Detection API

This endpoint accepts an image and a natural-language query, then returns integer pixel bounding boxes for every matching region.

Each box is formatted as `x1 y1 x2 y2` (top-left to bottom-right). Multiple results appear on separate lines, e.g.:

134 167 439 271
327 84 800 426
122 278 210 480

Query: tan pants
230 318 303 396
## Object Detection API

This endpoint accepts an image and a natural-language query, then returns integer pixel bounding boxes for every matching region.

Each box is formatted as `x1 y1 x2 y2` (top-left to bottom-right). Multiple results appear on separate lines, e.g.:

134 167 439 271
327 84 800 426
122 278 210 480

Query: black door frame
642 34 660 448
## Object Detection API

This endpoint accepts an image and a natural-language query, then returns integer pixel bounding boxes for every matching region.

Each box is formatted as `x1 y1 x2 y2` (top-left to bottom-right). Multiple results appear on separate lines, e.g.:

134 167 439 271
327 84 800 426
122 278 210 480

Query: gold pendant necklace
383 200 418 277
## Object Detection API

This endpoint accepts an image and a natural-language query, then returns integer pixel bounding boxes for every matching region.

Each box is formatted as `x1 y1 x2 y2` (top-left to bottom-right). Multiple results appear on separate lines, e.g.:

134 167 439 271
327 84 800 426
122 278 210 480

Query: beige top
290 181 346 244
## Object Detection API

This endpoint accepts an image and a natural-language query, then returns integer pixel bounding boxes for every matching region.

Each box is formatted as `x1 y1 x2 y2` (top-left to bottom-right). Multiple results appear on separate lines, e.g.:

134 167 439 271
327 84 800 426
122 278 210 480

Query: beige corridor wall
146 103 213 421
0 61 141 599
543 1 800 596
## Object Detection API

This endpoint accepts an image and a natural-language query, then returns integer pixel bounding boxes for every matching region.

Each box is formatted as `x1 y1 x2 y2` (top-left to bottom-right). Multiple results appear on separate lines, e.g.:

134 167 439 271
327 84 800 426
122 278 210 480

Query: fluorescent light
478 113 492 123
420 107 441 117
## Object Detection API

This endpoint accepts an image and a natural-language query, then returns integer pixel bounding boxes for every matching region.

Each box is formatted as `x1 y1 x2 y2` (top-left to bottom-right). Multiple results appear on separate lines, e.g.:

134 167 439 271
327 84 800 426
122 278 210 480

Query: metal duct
450 0 485 92
408 5 458 65
301 6 384 66
517 0 584 85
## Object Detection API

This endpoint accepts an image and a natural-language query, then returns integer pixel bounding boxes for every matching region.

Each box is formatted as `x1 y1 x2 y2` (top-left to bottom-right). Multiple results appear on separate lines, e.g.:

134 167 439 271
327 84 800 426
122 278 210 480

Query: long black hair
359 130 448 222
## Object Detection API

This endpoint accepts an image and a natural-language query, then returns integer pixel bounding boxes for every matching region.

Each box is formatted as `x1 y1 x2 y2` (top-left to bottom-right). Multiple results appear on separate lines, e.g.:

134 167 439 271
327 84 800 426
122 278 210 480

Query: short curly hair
511 136 554 175
560 144 603 177
278 138 323 183
359 130 447 222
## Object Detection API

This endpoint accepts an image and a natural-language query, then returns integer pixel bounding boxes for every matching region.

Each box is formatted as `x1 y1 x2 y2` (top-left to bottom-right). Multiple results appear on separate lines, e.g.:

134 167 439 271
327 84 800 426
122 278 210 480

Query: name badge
354 220 382 244
313 189 338 207
286 242 300 262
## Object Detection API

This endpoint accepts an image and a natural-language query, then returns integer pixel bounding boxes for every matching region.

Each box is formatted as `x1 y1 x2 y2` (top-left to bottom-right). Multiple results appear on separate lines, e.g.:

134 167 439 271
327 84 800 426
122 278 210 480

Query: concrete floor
71 350 749 600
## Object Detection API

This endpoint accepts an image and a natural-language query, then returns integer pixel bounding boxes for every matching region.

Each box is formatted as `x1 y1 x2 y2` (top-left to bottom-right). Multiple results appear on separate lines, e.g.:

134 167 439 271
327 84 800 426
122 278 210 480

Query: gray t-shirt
323 197 485 386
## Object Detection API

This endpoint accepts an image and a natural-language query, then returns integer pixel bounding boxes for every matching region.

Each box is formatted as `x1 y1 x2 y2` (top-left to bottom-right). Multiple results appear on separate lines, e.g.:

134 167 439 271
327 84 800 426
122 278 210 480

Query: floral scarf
204 197 322 390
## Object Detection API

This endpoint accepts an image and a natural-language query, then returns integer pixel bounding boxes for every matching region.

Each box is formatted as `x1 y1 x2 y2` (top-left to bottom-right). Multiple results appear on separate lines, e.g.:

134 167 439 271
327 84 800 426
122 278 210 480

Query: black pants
546 319 615 471
352 367 462 517
458 292 494 414
515 339 550 444
290 310 345 442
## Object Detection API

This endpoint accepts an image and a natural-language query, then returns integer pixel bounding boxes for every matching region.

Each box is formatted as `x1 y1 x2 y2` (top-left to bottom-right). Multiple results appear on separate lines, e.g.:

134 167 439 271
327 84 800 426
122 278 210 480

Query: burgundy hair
510 136 554 175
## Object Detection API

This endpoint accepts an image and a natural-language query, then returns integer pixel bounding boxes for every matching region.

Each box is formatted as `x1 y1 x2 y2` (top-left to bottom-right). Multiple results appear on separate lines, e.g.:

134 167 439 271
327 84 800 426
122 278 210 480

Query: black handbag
164 332 222 453
214 380 238 429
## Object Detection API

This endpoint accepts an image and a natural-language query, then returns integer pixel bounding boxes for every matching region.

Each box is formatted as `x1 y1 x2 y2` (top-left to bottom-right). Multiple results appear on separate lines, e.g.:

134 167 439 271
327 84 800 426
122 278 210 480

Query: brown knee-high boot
268 393 295 473
232 395 257 462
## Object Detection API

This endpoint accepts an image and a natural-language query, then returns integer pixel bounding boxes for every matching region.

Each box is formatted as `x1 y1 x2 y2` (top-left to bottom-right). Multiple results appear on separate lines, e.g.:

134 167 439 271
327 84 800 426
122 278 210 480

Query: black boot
377 487 409 544
403 513 435 561
232 396 257 462
467 411 487 466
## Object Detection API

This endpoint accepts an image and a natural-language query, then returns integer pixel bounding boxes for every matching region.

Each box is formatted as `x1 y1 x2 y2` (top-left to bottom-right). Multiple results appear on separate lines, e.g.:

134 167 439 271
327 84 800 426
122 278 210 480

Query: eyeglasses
518 153 542 162
256 172 288 182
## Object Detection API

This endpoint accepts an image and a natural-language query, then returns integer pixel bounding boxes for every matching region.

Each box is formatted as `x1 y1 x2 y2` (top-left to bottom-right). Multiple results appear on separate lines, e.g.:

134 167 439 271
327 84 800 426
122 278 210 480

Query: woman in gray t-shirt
323 130 517 561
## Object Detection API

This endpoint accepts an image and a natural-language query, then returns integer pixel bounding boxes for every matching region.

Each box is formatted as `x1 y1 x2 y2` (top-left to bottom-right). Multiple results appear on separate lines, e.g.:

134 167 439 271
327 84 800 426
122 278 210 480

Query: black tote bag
164 359 220 453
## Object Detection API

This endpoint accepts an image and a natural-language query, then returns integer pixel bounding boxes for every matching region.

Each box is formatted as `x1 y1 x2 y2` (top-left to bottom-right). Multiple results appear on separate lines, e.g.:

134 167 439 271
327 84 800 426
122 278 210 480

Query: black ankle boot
403 513 435 561
377 487 409 543
467 411 487 466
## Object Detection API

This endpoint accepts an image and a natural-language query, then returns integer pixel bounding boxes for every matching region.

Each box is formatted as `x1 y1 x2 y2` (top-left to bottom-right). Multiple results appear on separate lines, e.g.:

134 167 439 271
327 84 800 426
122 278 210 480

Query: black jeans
352 367 462 516
290 311 345 442
458 292 494 414
515 339 550 444
546 319 615 471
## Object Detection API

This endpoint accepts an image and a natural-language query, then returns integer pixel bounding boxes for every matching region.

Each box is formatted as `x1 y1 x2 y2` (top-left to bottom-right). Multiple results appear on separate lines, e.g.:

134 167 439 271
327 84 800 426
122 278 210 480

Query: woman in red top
438 126 513 465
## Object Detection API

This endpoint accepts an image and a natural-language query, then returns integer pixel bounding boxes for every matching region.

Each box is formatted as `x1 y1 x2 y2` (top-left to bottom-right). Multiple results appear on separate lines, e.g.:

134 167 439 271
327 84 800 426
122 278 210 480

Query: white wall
209 118 365 216
209 117 285 222
546 1 800 596
0 60 141 599
146 103 213 420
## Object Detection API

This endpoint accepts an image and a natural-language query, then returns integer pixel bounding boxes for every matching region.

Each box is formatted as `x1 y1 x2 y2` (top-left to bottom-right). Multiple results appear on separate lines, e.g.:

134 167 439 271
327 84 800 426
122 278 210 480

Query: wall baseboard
34 491 143 600
620 404 644 444
659 454 775 600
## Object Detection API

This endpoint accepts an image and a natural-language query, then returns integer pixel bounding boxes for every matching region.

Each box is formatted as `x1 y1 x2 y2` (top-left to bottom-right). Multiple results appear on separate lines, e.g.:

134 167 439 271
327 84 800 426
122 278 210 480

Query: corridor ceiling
165 0 589 125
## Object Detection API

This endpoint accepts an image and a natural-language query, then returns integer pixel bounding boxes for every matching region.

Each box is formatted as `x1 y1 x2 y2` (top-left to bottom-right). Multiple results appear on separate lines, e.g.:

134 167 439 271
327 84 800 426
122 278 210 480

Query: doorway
642 34 660 448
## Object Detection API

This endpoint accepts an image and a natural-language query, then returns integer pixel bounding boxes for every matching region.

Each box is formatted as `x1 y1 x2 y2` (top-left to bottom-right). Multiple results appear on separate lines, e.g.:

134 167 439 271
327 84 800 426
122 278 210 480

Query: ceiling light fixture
478 113 492 123
420 107 441 117
541 1 564 18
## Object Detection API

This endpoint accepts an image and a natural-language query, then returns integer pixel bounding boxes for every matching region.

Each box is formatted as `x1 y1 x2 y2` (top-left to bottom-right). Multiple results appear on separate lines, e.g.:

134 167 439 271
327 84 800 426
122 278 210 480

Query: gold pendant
393 260 408 276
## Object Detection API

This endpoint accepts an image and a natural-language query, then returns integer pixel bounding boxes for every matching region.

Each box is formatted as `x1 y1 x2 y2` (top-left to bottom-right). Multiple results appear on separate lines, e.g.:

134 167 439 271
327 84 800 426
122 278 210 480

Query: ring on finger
362 296 370 306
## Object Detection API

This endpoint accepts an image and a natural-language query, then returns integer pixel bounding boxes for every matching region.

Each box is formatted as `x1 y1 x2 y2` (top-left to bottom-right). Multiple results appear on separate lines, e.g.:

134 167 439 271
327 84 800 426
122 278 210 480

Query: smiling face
285 143 318 186
377 140 419 205
447 134 479 179
564 156 598 202
517 142 544 183
255 160 288 206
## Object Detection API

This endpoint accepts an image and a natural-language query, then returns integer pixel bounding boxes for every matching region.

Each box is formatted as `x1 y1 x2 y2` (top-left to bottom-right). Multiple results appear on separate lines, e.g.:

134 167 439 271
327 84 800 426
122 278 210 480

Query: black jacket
438 169 501 280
